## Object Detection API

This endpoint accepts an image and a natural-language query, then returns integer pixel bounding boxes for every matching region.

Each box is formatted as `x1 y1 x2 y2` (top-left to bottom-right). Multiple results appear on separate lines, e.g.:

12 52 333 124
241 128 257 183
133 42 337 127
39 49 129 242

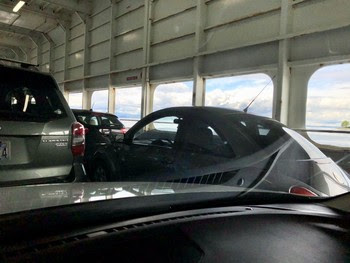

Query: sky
306 64 350 128
67 64 350 130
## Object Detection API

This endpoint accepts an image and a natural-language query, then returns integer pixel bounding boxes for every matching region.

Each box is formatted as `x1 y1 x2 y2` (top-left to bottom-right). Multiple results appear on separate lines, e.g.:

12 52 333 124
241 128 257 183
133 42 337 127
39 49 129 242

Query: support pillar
82 90 93 110
108 87 116 114
192 0 206 106
274 0 292 124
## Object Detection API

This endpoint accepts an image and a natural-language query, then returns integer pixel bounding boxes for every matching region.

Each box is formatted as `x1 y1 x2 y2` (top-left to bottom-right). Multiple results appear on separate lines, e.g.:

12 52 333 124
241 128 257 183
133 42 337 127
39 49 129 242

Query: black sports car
91 107 350 197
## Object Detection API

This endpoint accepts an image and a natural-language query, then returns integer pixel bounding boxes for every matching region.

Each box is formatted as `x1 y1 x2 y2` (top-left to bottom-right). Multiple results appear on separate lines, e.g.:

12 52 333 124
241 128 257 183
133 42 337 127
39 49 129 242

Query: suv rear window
74 111 124 129
0 67 66 122
100 115 124 128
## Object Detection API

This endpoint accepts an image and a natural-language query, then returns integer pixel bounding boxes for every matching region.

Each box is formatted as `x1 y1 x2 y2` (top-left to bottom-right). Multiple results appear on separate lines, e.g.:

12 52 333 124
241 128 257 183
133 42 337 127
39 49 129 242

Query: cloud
115 87 142 119
306 64 350 128
206 74 273 117
92 90 108 112
68 93 82 109
306 87 350 127
153 82 193 111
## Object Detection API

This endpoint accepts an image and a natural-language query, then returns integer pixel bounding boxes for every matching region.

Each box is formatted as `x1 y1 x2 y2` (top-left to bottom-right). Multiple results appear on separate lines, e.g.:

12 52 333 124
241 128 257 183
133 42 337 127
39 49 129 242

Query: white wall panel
206 0 280 28
54 71 64 83
48 26 64 45
115 29 143 54
292 0 350 34
89 60 109 75
90 8 111 29
290 26 350 61
69 51 84 67
87 75 109 90
111 69 142 86
152 0 196 21
42 52 49 64
90 41 110 62
67 66 84 80
115 49 143 70
202 42 278 75
151 9 195 44
42 42 50 52
205 12 280 51
71 12 82 27
65 80 83 92
150 59 193 82
69 35 84 53
92 0 110 13
71 23 84 39
116 0 144 17
115 7 144 35
54 58 64 72
151 36 194 62
90 24 111 46
54 45 65 59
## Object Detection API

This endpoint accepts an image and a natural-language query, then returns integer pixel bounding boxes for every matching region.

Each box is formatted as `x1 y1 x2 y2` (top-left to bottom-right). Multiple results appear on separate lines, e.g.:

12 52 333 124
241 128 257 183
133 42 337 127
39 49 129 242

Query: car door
119 115 183 181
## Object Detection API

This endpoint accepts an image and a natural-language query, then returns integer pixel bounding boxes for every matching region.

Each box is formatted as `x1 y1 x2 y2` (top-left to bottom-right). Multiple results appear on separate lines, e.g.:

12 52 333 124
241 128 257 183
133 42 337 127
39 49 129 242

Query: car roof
148 106 250 120
0 63 50 76
72 109 118 118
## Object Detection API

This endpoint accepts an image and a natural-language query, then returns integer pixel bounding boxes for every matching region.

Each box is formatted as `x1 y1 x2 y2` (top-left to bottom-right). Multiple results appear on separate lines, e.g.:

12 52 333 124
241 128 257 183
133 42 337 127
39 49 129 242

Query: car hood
0 182 242 214
0 181 253 215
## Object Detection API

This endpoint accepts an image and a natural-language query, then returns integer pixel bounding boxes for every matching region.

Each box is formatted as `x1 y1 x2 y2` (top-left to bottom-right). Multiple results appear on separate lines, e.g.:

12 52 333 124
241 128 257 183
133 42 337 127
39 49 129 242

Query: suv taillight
71 122 85 156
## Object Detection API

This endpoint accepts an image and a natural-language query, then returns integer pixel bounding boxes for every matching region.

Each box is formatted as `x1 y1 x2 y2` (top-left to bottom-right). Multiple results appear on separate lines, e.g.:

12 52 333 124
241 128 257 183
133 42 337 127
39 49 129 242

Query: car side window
132 116 180 148
181 120 234 158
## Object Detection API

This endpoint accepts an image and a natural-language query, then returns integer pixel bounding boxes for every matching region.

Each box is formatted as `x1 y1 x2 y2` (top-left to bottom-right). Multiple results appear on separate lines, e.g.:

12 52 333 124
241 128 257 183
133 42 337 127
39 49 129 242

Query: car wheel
92 161 111 182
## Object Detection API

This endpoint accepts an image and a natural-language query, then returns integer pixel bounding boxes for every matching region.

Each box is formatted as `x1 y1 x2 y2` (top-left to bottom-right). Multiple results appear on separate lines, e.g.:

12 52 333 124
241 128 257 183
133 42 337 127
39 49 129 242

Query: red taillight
71 122 85 156
120 128 127 134
289 186 318 197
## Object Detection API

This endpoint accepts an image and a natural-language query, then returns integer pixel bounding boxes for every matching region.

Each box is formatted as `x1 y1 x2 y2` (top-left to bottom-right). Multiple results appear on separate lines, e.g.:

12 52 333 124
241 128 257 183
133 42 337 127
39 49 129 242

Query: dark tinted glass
0 67 66 122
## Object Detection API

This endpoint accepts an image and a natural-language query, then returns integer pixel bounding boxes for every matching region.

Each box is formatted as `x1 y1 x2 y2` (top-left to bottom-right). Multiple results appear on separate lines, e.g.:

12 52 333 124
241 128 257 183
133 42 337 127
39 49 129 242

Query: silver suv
0 61 86 186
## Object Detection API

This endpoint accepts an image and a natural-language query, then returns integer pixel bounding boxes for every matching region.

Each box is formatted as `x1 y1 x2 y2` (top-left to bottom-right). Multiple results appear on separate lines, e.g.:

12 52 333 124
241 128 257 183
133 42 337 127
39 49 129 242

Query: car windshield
0 0 349 215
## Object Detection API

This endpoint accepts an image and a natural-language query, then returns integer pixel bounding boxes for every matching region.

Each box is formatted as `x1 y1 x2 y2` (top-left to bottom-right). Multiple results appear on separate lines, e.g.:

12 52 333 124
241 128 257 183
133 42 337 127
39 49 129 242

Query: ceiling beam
0 47 17 59
0 22 42 40
41 0 92 15
0 35 33 49
0 2 70 25
0 44 27 60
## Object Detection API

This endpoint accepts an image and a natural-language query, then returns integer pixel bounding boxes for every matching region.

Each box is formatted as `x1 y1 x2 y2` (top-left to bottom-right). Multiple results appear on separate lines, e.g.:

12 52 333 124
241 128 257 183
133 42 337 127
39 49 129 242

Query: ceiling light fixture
13 1 25 13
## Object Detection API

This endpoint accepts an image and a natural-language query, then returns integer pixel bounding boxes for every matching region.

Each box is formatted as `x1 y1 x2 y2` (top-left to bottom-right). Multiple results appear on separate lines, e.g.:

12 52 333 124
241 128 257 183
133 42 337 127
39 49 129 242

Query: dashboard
0 198 349 262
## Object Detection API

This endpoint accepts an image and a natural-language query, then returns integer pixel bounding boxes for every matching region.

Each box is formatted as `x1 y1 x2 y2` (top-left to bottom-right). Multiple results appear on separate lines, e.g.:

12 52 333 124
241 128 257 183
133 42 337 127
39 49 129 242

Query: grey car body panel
0 65 85 184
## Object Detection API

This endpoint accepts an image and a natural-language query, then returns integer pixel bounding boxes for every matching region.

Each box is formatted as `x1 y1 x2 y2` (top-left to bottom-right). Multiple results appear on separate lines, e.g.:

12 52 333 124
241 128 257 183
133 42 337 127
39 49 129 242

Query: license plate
0 141 10 161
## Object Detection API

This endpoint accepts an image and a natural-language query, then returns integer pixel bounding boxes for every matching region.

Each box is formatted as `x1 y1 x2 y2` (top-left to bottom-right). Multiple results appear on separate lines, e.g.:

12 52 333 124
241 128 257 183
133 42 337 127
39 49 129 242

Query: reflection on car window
133 116 180 147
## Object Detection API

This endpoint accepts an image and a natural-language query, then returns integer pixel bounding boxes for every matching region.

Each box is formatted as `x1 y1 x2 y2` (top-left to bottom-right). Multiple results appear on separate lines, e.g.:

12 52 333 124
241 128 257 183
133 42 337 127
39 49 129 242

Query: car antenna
90 102 96 111
243 75 276 113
